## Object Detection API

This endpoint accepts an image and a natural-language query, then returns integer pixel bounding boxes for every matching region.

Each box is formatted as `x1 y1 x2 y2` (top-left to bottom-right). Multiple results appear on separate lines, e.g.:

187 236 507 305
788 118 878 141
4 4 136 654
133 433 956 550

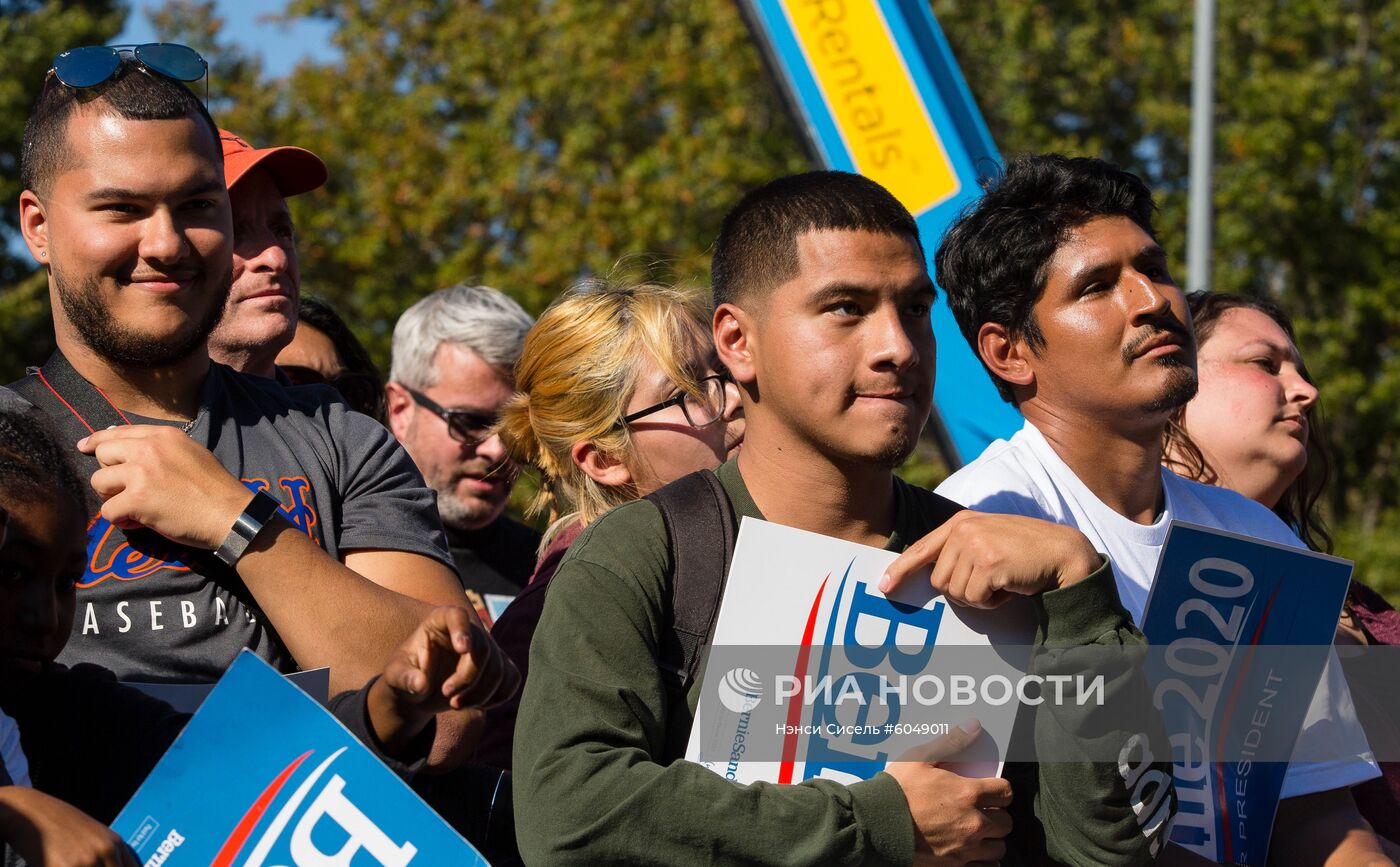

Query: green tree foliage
0 0 124 376
190 0 808 358
5 0 1400 593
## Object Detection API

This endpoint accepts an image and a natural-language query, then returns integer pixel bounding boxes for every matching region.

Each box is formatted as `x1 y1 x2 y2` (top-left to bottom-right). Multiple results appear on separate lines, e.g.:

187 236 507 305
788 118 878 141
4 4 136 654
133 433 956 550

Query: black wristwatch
214 491 282 567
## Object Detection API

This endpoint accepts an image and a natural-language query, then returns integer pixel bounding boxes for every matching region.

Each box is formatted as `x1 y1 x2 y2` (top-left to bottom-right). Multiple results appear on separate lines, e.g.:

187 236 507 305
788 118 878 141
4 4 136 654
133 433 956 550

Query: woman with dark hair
276 296 388 422
1164 290 1400 843
0 398 140 865
1163 291 1332 550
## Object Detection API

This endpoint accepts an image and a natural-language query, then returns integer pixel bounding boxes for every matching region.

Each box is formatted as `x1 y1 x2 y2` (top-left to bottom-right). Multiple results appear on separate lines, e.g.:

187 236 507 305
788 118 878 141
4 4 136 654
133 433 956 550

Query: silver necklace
181 409 203 434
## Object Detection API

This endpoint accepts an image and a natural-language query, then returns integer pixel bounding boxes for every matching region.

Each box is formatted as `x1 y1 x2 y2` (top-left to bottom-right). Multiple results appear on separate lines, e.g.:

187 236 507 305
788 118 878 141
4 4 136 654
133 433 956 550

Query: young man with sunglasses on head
9 48 507 700
386 284 540 620
206 129 328 380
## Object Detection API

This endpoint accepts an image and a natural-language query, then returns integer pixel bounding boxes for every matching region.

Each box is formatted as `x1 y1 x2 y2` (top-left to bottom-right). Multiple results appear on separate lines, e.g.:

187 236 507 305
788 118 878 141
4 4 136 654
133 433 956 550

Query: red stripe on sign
210 750 314 867
1213 584 1282 864
778 574 829 784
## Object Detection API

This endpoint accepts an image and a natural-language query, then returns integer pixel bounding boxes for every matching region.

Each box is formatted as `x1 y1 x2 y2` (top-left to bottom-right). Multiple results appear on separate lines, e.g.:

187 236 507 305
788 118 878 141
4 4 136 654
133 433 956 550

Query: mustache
1122 318 1194 363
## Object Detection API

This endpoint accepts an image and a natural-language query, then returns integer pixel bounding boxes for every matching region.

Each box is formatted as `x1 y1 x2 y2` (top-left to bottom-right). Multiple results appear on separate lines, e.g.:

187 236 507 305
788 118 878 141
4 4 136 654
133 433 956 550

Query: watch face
251 490 284 524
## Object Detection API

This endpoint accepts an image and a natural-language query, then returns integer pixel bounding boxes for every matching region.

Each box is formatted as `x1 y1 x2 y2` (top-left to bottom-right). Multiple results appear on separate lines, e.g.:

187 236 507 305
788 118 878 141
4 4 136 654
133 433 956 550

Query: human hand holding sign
879 511 1101 609
367 605 520 757
884 720 1014 867
77 424 251 550
0 787 139 867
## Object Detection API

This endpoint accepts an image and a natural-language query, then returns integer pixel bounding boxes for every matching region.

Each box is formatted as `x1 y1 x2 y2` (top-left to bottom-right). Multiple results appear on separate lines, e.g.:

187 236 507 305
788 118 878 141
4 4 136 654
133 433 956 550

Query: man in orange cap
208 130 328 377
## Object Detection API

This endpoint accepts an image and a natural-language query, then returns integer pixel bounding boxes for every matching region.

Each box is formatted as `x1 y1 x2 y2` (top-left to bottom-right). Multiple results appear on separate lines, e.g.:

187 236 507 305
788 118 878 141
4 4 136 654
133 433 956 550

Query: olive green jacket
513 460 1173 866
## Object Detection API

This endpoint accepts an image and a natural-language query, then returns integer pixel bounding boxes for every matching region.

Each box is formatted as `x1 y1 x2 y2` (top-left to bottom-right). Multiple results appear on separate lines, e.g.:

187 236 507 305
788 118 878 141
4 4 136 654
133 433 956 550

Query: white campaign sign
686 517 1036 785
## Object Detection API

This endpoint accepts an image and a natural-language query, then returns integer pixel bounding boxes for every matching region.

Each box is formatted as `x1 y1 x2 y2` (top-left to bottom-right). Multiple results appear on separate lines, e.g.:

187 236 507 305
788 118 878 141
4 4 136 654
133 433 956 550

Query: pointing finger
880 515 958 595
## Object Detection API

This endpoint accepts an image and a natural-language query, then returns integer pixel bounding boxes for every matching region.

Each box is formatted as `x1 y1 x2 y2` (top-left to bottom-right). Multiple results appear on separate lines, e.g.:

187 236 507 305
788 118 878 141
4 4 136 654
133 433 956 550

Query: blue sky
117 0 340 78
2 3 339 260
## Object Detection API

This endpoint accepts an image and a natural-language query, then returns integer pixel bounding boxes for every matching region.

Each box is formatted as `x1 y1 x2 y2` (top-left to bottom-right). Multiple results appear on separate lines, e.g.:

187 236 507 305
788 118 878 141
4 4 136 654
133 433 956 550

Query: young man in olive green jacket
513 171 1175 866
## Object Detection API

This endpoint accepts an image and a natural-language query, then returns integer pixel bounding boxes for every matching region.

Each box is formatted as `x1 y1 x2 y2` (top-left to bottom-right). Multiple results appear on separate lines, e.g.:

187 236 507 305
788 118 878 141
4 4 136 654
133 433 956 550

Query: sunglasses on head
48 43 208 100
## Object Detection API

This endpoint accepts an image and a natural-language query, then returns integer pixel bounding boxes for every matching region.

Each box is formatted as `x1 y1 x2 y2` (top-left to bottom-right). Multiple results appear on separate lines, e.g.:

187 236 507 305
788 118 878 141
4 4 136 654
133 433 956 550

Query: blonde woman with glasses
471 277 744 770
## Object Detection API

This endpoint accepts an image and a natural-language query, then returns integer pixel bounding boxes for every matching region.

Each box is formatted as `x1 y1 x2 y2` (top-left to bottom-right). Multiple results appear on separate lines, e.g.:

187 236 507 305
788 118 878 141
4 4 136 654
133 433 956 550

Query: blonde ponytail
498 276 712 544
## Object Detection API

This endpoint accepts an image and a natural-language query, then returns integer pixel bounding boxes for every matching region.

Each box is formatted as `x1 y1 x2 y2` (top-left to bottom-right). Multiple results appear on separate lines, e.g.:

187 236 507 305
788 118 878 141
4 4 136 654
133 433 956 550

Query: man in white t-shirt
899 154 1386 864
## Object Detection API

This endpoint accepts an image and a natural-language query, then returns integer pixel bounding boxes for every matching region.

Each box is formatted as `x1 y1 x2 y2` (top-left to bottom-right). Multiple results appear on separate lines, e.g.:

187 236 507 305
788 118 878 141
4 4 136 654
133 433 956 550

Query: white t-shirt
0 707 29 787
937 421 1380 799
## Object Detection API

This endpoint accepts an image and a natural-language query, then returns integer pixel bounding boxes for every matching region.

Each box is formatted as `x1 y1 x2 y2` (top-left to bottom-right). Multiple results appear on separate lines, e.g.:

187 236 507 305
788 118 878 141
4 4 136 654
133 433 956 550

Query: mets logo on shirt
79 476 323 588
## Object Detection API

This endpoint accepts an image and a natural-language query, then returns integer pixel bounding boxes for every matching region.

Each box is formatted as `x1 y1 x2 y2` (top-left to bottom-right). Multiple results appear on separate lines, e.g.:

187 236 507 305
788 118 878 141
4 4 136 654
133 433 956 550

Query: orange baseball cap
220 129 328 197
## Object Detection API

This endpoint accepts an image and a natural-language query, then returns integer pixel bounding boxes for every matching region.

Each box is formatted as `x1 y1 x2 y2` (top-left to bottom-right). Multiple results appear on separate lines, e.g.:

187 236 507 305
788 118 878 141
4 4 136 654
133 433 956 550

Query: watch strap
214 490 282 567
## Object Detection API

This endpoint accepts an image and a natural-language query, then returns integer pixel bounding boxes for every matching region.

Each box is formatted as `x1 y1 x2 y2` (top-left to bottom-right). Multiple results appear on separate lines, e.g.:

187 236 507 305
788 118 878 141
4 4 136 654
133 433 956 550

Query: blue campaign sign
738 0 1021 465
112 651 488 867
1140 521 1352 866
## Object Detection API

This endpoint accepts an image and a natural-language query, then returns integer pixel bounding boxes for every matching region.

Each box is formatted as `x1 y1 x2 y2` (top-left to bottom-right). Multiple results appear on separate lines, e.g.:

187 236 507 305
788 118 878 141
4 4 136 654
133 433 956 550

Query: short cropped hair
935 154 1157 402
711 170 923 308
389 284 535 389
21 56 221 196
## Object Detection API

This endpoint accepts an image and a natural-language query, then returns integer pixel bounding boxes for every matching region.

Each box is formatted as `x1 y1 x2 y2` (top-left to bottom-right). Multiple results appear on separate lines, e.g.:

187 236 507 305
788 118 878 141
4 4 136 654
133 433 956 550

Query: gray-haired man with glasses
387 284 540 615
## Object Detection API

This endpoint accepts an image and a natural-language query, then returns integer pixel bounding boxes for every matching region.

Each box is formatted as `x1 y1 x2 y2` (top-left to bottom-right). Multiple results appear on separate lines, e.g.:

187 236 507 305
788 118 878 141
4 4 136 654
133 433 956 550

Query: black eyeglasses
281 365 381 419
402 386 499 446
48 43 208 100
623 372 731 429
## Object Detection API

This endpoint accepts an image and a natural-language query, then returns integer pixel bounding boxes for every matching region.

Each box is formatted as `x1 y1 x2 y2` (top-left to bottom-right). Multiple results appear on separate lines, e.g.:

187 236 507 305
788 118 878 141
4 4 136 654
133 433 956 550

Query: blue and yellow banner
740 0 1021 464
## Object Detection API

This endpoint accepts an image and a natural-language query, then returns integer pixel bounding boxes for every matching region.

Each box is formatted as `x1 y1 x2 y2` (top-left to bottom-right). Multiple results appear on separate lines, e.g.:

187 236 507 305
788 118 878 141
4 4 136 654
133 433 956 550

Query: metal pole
1188 0 1217 293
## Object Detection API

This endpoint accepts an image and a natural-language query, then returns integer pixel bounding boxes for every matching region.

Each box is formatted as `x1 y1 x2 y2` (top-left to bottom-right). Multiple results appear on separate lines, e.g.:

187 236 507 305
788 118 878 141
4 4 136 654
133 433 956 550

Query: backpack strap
644 468 738 693
9 352 135 498
10 351 138 504
9 351 200 565
12 350 134 435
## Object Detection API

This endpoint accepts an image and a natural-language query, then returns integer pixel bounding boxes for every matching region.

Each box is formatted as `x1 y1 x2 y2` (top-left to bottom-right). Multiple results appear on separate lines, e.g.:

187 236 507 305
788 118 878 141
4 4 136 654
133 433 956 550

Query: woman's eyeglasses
48 43 208 100
622 373 731 429
402 386 499 446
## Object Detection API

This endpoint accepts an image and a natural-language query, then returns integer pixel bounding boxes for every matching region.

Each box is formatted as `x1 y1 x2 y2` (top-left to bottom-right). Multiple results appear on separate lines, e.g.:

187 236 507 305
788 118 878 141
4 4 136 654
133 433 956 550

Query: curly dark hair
0 402 86 517
934 154 1157 403
1162 291 1333 553
294 296 387 423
